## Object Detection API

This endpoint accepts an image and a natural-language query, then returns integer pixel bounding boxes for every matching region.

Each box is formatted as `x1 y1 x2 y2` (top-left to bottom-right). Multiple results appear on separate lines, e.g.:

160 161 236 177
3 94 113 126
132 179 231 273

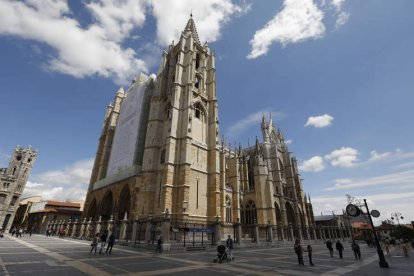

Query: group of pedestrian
11 227 23 237
294 239 314 266
90 231 115 255
294 239 363 266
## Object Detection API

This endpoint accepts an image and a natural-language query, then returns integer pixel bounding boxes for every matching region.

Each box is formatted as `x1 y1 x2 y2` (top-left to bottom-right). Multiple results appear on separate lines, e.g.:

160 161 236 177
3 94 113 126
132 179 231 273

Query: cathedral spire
183 15 200 44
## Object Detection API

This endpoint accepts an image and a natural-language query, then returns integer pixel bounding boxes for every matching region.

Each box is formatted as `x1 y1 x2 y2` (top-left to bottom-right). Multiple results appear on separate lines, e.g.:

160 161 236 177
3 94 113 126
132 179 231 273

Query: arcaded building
80 17 318 244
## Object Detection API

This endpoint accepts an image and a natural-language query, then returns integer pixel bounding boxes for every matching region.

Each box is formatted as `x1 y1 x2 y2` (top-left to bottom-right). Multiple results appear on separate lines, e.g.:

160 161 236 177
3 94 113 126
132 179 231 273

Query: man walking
351 240 361 259
99 231 108 255
326 239 334 257
306 244 314 266
336 240 344 259
226 235 234 260
106 232 115 254
294 239 305 265
90 233 100 255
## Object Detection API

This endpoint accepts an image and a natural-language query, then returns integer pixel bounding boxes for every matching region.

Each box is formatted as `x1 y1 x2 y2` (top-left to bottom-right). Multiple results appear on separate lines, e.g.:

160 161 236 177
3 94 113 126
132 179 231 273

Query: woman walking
294 239 305 265
90 233 100 255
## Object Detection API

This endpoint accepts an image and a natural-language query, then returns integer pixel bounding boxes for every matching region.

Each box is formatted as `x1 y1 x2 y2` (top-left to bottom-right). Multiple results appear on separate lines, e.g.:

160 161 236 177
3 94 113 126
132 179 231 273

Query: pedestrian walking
29 227 33 237
326 239 334 257
336 240 344 259
226 235 234 260
11 228 16 237
106 233 115 254
384 242 390 255
294 239 305 265
99 231 108 255
90 233 100 255
155 237 163 253
351 240 361 259
305 244 314 266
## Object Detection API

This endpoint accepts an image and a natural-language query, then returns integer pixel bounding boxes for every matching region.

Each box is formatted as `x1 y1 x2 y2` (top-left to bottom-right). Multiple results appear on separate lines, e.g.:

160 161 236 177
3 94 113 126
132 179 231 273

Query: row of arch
86 185 132 221
226 197 304 227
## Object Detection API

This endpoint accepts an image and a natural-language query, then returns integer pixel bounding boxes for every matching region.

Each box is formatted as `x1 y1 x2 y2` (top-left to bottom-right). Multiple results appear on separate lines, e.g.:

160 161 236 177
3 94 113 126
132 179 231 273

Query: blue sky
1 0 413 224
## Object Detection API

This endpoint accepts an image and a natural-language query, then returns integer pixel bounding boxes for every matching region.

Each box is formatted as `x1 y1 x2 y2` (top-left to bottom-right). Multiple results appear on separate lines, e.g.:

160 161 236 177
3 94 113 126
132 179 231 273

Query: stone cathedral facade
79 17 318 244
0 146 37 231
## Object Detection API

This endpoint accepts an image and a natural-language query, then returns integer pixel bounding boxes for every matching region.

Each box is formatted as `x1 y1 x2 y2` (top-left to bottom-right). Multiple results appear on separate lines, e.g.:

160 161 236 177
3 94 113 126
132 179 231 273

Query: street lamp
391 212 404 226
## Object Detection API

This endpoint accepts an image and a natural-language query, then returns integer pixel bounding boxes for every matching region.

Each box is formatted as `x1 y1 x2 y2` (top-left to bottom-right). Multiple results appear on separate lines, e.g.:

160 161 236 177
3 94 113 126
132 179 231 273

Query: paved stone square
0 234 413 275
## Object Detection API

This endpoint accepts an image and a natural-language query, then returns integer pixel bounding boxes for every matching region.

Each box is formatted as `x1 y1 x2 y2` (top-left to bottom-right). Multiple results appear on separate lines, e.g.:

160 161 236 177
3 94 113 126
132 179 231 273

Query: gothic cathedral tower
140 16 220 221
0 146 37 231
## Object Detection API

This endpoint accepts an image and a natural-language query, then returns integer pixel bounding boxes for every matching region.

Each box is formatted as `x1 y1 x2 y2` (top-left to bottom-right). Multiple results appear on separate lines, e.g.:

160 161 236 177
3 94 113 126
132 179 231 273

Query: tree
390 225 414 240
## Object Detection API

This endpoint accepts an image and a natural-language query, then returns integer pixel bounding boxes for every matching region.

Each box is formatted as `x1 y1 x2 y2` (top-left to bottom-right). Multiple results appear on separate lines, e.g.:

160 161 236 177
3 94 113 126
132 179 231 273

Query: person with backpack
294 239 305 265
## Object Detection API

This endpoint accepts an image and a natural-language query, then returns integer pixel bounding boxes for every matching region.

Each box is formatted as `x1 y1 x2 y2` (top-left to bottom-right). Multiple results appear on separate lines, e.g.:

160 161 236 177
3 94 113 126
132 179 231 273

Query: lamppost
345 194 388 268
391 212 404 226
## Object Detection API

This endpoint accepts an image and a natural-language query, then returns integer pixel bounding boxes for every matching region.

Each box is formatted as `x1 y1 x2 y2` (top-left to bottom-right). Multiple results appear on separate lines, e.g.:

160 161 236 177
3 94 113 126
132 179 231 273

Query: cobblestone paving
0 234 412 275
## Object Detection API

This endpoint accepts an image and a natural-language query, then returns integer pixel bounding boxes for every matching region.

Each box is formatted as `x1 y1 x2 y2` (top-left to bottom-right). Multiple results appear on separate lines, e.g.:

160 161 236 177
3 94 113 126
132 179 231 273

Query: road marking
0 257 10 276
10 236 111 276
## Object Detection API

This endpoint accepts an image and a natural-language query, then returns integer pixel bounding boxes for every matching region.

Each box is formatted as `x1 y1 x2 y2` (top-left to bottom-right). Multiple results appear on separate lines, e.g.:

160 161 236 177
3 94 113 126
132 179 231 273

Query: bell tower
141 16 220 221
0 146 37 231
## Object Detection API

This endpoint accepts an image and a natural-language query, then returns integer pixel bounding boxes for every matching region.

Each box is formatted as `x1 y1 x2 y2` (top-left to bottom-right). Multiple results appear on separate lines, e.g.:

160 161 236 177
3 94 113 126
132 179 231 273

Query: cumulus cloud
0 0 149 85
152 0 250 45
325 146 358 167
298 156 325 172
247 0 325 59
369 150 392 162
304 114 334 128
226 109 283 139
0 0 248 84
23 158 94 202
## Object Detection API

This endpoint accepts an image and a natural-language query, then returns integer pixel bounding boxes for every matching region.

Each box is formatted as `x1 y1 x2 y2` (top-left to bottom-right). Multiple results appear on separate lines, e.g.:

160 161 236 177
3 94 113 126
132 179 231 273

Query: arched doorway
87 198 98 220
101 190 114 220
118 185 131 220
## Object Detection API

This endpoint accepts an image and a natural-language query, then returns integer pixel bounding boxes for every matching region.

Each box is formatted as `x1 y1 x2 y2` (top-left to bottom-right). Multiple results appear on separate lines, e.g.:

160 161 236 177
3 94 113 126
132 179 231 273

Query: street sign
371 209 380 218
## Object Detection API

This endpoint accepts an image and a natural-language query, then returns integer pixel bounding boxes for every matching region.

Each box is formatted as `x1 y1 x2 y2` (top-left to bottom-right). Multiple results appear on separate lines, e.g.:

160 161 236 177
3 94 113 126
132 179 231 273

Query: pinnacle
184 15 200 44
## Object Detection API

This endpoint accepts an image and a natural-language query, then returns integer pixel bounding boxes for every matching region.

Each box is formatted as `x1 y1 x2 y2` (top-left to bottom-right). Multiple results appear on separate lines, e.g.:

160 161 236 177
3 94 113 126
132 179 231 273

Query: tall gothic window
225 196 232 223
195 75 201 89
242 200 257 224
195 53 201 70
10 196 18 206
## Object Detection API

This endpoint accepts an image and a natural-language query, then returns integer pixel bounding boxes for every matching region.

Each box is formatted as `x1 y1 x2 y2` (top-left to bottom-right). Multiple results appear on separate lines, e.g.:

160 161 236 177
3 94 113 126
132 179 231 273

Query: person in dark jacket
306 244 314 266
99 231 108 255
336 240 344 259
106 233 115 254
294 239 305 265
351 240 361 259
326 240 334 257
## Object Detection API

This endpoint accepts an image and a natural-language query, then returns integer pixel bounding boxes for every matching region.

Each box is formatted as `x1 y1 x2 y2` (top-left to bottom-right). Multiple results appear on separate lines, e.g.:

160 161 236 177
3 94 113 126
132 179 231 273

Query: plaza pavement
0 234 413 275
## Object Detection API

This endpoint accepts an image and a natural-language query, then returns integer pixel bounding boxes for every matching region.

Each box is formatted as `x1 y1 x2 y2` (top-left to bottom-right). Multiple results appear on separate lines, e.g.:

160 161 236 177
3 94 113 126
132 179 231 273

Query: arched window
0 194 6 204
242 200 257 225
225 196 232 223
195 75 201 89
10 196 18 206
279 159 285 179
12 167 17 175
192 103 207 143
195 53 201 70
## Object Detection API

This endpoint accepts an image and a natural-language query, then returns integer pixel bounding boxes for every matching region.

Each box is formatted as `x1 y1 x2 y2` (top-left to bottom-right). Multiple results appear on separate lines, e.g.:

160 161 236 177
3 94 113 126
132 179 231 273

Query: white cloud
325 146 358 167
151 0 250 45
369 150 392 162
247 0 325 59
324 169 414 191
226 109 283 138
23 158 94 202
304 114 334 128
298 156 325 172
285 139 293 145
0 0 148 85
330 0 350 28
312 192 414 223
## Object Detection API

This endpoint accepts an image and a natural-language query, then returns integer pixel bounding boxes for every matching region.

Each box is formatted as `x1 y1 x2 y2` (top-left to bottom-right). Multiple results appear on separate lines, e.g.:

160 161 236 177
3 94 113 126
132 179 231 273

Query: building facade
81 17 318 245
11 195 42 231
0 146 37 231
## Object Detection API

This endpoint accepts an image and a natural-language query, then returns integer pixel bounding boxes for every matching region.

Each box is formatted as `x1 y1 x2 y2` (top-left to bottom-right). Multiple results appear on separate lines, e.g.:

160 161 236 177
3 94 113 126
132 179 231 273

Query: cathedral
80 17 318 245
0 146 37 231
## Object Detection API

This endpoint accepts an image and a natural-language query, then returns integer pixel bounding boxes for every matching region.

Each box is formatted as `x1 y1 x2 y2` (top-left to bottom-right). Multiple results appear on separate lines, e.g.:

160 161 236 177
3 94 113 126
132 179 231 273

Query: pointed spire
254 136 261 155
304 194 308 203
308 194 311 203
184 15 200 44
116 86 125 95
